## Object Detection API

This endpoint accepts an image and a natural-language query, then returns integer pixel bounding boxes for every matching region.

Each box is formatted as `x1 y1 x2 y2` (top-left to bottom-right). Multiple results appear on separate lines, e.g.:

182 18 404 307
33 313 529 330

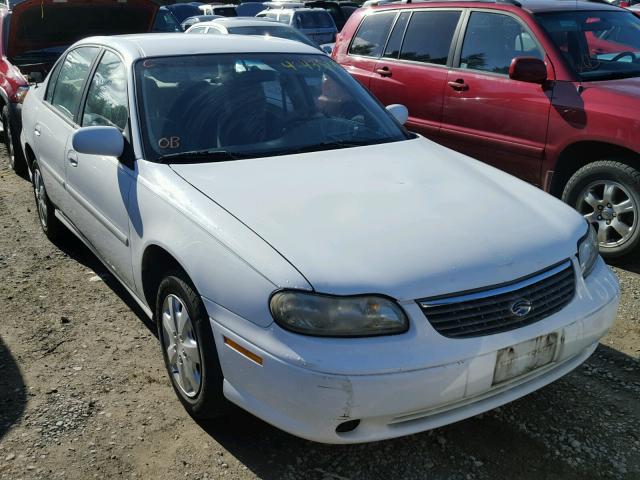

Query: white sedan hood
171 137 586 301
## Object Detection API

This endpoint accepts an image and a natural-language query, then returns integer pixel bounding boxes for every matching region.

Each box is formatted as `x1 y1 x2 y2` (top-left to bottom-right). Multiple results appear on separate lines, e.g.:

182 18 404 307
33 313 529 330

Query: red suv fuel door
440 11 553 186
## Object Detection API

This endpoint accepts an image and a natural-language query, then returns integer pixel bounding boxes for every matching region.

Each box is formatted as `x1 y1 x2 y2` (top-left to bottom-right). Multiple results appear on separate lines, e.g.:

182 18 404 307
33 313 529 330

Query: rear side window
82 51 128 130
348 12 396 57
49 47 99 121
277 13 291 24
400 11 461 65
460 12 543 74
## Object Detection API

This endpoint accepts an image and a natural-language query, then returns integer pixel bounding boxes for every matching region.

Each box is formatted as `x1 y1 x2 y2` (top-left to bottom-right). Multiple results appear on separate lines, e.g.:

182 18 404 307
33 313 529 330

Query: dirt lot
0 150 639 480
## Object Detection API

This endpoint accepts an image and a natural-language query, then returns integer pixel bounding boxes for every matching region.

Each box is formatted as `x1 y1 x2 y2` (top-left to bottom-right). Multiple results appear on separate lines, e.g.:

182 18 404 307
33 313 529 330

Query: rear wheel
32 160 65 241
156 272 230 419
562 159 640 261
2 106 27 177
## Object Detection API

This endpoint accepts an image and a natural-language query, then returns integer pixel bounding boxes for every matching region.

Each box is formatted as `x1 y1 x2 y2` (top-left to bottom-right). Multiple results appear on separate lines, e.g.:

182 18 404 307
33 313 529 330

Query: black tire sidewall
562 161 640 259
155 274 227 417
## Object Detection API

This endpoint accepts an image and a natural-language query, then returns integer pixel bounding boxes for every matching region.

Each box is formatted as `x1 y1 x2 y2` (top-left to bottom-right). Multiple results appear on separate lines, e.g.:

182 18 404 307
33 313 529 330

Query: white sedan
20 34 619 444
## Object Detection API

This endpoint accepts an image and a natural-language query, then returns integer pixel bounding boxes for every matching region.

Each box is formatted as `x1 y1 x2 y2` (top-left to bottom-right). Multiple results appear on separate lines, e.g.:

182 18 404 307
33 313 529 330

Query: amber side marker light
224 337 263 366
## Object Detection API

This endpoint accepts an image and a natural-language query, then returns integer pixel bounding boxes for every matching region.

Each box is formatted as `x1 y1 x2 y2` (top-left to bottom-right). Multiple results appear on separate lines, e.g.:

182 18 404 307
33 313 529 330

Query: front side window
460 12 543 74
348 12 397 57
537 10 640 81
399 11 461 65
49 47 100 120
82 51 128 130
135 53 408 162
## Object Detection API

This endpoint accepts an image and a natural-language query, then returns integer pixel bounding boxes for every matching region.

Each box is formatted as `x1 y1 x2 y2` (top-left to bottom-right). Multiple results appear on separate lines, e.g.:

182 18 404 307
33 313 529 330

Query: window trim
452 8 545 78
347 10 399 60
44 45 102 128
381 8 466 69
79 47 131 132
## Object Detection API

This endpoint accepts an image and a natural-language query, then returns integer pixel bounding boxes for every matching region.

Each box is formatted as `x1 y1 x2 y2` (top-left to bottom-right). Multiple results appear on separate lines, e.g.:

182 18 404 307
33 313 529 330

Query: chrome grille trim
417 260 576 339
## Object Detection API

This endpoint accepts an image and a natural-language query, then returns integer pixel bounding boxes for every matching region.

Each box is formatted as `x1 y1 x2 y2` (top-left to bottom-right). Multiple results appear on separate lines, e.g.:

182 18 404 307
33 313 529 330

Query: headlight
578 223 599 277
269 291 408 337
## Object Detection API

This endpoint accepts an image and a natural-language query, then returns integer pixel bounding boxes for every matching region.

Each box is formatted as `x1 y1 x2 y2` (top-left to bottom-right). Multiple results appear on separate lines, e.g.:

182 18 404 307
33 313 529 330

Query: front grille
417 260 576 339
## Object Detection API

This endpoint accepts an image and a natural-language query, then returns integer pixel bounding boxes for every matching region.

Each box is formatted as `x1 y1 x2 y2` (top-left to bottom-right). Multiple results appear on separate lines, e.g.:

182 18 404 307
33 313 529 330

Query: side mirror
509 57 547 84
386 104 408 125
72 126 124 157
321 44 333 55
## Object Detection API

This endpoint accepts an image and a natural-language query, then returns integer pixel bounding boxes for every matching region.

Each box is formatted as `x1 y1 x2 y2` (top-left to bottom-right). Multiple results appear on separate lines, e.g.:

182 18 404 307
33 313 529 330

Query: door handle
68 152 78 167
34 127 41 137
447 79 469 91
375 66 392 78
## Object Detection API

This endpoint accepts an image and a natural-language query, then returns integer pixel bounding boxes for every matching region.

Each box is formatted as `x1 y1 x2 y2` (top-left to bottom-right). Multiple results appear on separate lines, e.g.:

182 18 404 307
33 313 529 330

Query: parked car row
333 0 640 260
18 31 620 445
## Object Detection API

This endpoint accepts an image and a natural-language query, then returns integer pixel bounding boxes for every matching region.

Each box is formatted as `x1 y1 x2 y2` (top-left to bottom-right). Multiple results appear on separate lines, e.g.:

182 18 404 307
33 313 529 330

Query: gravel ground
0 150 639 480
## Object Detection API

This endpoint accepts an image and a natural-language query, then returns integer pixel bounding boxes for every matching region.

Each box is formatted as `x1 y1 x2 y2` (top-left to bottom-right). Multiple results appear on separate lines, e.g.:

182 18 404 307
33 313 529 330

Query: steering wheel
611 51 636 62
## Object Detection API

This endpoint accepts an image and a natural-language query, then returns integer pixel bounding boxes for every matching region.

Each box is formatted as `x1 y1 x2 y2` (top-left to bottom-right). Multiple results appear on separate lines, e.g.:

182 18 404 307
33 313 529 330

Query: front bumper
206 258 619 444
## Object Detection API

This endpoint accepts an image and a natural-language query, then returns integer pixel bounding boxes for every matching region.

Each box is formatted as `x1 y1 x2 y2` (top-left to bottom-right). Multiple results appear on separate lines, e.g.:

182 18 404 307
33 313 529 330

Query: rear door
440 10 552 185
65 49 135 287
34 46 100 211
337 10 397 88
370 9 462 139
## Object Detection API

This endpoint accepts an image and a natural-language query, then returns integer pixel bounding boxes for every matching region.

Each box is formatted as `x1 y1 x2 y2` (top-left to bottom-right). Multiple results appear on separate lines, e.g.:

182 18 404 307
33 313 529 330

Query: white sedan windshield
135 53 408 162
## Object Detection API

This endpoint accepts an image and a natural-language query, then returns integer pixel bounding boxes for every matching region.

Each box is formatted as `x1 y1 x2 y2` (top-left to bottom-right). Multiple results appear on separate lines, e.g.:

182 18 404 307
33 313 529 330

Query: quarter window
82 51 128 130
399 11 461 65
460 12 543 74
348 12 396 58
49 47 99 121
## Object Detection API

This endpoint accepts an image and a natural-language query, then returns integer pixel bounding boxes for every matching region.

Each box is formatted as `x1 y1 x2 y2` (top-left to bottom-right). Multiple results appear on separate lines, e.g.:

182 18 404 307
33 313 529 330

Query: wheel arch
22 142 36 172
550 141 640 197
140 243 193 315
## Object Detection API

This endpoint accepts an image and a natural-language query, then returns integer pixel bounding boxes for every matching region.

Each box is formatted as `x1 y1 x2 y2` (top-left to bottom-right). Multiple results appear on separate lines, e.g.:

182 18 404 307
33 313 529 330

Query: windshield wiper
267 140 375 156
157 149 246 164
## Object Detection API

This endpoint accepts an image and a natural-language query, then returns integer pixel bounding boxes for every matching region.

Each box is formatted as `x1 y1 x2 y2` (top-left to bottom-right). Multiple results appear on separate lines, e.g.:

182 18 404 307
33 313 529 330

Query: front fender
129 160 312 327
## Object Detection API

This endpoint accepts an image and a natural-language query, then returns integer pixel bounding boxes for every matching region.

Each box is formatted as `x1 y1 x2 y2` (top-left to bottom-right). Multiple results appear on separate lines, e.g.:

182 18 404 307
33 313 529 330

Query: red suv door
334 10 397 88
370 9 463 139
440 10 553 186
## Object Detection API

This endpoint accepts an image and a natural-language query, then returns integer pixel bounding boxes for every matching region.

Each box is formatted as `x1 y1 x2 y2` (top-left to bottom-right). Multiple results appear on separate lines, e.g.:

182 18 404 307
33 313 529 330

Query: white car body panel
20 33 620 444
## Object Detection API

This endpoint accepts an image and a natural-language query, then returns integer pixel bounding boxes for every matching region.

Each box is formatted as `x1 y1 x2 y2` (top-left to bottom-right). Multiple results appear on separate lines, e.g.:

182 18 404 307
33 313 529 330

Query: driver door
64 50 136 288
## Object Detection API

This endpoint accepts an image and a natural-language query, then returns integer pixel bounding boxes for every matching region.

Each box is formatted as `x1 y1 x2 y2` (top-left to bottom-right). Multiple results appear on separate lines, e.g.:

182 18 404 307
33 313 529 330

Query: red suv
334 0 640 260
0 0 157 176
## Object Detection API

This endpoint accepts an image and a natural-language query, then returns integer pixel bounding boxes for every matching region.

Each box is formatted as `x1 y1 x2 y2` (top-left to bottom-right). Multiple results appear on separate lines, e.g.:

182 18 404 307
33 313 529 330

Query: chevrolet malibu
20 34 620 444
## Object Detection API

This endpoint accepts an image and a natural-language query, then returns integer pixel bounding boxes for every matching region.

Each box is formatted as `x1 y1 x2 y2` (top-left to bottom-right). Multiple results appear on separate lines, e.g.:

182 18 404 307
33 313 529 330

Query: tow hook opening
335 419 360 434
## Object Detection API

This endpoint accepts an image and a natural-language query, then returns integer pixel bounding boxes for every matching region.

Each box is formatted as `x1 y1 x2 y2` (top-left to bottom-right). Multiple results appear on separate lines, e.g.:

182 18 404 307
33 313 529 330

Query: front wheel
156 273 230 419
562 159 640 261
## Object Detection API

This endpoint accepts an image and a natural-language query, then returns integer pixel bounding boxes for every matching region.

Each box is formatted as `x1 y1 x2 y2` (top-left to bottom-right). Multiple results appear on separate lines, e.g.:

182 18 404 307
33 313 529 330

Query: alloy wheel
578 180 638 248
33 168 49 229
161 294 202 398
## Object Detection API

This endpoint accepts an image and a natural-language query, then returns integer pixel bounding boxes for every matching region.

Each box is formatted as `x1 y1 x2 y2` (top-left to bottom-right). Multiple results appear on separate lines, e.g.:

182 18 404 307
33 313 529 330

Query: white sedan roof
74 33 320 63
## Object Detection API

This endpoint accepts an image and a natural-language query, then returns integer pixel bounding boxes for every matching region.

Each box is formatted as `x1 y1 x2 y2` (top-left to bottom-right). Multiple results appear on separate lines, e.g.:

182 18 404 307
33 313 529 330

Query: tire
562 159 640 261
2 105 27 177
156 272 230 419
32 160 66 241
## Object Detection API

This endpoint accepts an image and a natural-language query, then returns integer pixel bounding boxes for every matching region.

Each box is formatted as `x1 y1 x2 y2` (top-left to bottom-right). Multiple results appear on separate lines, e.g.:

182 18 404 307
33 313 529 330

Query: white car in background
20 34 619 444
185 17 319 49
